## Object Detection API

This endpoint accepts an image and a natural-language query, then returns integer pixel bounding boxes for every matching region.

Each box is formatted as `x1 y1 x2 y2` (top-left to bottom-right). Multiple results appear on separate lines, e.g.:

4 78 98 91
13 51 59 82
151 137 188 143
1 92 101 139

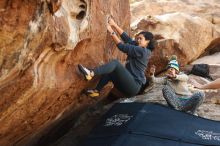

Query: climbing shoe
78 64 93 81
85 89 100 98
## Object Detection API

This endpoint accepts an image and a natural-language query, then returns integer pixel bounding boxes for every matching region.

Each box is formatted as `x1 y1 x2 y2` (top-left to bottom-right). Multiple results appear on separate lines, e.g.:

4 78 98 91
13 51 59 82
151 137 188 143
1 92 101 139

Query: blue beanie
167 55 179 71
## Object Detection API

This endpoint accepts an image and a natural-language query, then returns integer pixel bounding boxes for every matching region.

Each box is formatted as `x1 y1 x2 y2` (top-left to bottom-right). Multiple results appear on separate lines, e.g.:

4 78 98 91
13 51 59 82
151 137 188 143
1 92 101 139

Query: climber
149 55 205 114
192 78 220 89
78 16 156 98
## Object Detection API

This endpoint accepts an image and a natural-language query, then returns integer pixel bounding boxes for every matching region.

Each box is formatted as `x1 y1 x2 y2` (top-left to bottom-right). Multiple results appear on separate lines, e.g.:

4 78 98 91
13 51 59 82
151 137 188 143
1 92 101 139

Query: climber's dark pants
162 85 205 114
94 59 141 97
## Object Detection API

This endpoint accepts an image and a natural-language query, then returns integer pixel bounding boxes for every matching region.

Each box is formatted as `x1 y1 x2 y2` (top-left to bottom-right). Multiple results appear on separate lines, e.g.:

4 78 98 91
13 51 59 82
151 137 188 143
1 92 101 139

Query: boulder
131 12 220 73
130 0 220 32
0 0 130 145
192 52 220 66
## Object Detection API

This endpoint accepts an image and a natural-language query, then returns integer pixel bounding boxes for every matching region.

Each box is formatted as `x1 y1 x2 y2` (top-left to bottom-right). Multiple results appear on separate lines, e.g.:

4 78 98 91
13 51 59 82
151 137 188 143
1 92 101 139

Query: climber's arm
108 17 124 35
107 24 122 45
108 17 135 44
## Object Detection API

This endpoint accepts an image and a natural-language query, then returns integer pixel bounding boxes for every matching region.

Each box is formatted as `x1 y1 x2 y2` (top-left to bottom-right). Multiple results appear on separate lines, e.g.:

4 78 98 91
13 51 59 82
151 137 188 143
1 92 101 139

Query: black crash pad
82 102 220 146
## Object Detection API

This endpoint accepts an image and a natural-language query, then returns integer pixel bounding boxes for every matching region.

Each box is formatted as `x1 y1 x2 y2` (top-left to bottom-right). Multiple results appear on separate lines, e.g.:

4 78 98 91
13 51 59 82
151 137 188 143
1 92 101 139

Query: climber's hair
137 31 156 51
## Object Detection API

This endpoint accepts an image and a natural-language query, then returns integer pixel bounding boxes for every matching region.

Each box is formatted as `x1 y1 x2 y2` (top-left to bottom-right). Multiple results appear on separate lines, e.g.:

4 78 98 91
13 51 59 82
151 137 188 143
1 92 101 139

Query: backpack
190 64 213 80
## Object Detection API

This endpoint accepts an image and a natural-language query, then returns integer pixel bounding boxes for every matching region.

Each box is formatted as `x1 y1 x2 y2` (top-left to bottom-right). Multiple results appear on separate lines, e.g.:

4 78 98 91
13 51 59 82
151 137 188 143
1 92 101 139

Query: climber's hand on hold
107 24 114 33
108 16 116 27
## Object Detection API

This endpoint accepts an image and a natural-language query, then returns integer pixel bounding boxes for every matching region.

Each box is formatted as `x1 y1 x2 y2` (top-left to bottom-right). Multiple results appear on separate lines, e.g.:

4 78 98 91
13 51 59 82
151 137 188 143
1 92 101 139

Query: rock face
130 4 220 73
134 13 220 73
192 52 220 65
130 0 220 32
0 0 130 145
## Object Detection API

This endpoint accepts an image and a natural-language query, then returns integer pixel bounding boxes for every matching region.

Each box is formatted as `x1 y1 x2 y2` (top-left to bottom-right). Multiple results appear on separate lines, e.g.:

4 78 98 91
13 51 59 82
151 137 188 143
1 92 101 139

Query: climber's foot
84 89 100 98
78 64 93 81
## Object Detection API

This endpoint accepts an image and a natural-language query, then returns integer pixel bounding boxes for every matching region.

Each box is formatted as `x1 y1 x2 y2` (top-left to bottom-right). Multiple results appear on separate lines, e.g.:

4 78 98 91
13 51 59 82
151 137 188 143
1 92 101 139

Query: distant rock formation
130 0 220 73
130 0 220 32
0 0 130 145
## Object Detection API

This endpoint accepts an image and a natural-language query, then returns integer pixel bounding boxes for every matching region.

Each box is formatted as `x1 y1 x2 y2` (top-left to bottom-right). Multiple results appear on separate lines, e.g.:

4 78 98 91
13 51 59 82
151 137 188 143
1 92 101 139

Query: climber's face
136 34 149 48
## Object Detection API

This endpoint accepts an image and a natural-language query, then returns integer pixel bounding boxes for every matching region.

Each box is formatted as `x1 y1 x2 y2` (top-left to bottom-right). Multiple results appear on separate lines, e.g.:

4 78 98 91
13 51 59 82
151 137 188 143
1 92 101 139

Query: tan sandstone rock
131 12 220 73
0 0 130 145
130 0 220 32
130 0 220 74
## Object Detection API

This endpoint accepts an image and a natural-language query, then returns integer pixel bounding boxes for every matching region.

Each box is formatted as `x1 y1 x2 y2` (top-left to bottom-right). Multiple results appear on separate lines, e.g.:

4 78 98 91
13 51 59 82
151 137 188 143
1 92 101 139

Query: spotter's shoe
78 64 93 81
85 89 100 98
